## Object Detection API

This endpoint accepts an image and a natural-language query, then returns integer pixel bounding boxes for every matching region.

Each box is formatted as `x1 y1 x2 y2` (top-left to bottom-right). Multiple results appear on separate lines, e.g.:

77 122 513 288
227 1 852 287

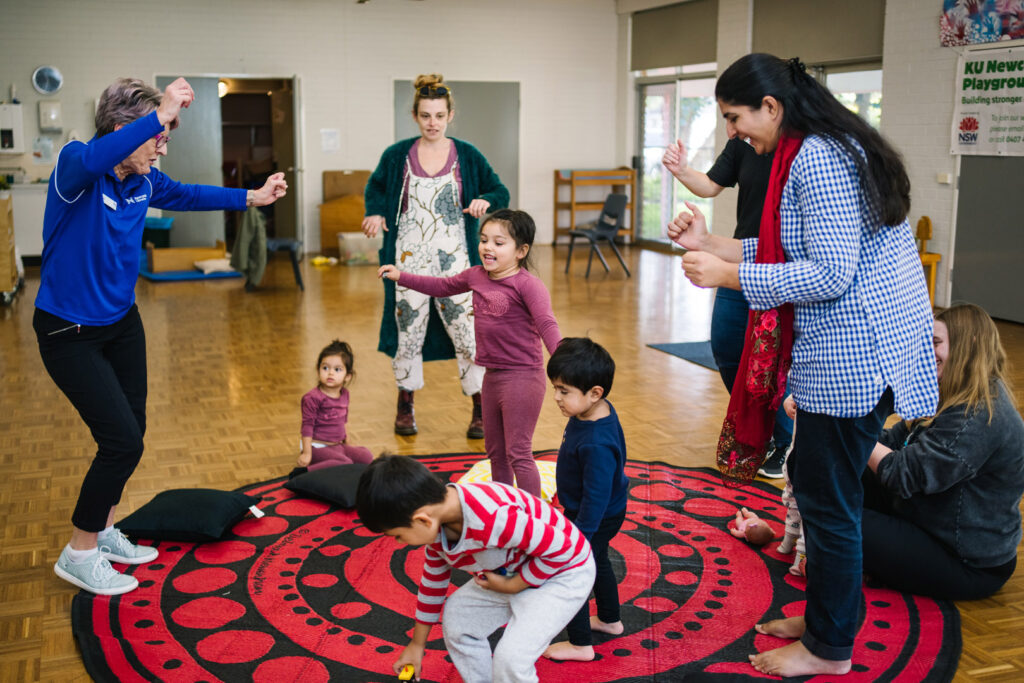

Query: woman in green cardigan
362 74 509 438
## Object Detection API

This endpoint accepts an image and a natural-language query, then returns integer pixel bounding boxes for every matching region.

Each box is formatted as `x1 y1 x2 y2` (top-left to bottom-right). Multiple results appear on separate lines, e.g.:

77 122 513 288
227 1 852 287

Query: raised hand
156 77 195 127
253 172 287 206
667 201 709 251
661 139 688 178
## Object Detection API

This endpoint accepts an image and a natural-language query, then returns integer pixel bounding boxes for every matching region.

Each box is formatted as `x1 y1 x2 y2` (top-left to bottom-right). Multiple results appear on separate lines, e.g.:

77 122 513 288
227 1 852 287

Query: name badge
102 194 117 210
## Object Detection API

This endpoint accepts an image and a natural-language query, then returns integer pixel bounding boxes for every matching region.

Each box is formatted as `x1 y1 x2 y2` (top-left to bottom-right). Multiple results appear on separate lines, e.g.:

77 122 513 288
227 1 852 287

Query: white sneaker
54 547 139 595
98 528 159 565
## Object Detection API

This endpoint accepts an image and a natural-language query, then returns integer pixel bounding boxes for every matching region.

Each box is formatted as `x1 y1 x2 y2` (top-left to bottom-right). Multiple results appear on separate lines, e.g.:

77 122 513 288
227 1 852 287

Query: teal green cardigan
365 137 510 360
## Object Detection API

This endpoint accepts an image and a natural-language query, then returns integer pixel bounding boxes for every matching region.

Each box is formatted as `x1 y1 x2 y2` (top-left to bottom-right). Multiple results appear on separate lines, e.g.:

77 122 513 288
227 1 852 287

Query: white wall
0 0 621 246
879 0 961 307
709 0 753 237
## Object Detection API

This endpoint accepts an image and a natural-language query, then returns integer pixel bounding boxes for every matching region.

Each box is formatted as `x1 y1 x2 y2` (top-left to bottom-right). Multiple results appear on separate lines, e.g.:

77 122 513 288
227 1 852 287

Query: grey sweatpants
442 556 596 683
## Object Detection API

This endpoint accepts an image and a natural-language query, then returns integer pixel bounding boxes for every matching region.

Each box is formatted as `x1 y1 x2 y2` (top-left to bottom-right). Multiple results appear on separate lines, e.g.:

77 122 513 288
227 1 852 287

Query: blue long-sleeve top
555 401 630 538
36 111 246 325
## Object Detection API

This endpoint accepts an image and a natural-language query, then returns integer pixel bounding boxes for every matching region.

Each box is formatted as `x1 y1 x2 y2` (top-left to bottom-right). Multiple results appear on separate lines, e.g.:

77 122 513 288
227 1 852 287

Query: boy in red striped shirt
356 455 594 682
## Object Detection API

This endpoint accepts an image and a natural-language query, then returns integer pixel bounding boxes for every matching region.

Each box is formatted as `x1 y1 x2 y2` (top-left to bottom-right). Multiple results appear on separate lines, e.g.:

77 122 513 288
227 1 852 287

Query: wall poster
952 46 1024 155
941 0 1024 46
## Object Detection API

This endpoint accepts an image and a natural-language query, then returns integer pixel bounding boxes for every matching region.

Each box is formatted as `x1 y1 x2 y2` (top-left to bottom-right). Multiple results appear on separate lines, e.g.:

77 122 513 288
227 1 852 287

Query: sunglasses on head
417 85 449 97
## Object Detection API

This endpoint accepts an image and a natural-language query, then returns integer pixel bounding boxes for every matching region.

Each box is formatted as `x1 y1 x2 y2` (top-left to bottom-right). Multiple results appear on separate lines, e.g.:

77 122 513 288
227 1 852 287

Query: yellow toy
398 664 415 680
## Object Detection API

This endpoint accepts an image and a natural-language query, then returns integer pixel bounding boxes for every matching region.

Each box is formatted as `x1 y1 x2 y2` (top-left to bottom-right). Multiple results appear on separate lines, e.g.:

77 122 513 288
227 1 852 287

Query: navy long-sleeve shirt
555 401 630 538
36 111 246 325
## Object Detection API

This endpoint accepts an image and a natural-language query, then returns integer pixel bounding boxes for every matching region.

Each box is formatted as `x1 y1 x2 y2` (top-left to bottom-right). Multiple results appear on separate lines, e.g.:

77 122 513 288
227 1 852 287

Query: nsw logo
958 115 979 145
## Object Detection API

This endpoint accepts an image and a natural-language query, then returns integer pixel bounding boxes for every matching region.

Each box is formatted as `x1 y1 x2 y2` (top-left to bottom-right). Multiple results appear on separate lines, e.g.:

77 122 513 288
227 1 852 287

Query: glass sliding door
639 82 676 243
671 78 717 238
637 77 716 245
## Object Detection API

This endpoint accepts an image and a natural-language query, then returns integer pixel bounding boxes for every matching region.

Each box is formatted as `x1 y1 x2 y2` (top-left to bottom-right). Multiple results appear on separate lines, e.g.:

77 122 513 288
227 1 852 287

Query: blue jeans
787 389 893 661
710 287 793 447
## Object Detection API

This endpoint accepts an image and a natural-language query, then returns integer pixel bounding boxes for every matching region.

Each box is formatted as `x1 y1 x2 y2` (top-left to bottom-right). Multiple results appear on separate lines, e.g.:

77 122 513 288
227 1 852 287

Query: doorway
155 75 301 248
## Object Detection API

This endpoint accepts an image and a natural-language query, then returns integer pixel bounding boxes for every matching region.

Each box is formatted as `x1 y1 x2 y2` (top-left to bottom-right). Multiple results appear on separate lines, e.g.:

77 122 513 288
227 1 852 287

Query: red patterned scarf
716 133 803 483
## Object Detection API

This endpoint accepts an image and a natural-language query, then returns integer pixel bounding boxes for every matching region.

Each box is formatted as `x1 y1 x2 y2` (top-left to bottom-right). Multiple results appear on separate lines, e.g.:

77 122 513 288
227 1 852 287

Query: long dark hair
716 53 910 226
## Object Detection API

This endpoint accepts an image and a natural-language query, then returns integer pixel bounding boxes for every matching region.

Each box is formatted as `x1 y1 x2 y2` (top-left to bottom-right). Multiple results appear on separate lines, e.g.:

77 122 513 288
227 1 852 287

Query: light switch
936 172 953 185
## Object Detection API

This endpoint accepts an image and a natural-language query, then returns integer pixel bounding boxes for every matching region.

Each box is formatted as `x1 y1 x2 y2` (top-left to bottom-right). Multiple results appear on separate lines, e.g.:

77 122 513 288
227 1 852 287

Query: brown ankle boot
395 389 417 435
466 392 484 439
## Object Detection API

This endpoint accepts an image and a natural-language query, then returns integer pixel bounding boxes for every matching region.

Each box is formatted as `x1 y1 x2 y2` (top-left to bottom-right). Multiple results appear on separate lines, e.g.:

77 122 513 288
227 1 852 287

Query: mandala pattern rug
71 453 961 682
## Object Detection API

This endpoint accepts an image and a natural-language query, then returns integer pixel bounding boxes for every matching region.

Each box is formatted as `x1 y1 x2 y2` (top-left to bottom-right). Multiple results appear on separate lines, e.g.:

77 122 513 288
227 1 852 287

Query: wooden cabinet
319 170 370 255
0 195 18 296
552 167 636 245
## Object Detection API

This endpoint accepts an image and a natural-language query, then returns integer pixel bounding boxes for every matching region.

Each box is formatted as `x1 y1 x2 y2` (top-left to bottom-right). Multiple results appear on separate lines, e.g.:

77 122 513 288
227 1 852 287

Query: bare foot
590 616 624 635
754 615 806 639
749 640 851 677
543 641 595 661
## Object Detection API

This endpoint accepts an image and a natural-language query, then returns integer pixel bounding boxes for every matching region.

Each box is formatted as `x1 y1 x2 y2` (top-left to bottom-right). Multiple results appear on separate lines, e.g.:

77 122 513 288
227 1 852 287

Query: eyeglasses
154 132 171 147
417 85 449 97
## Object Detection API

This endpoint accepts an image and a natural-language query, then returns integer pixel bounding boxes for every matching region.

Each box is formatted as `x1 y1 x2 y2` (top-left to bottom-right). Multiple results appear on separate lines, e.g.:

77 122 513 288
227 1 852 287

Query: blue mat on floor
648 341 719 371
139 267 242 282
138 252 242 282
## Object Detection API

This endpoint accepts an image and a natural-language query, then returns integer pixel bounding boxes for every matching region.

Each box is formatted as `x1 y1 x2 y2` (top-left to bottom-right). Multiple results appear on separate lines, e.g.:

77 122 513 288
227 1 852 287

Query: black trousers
566 508 626 646
787 389 892 661
861 472 1016 601
34 306 147 532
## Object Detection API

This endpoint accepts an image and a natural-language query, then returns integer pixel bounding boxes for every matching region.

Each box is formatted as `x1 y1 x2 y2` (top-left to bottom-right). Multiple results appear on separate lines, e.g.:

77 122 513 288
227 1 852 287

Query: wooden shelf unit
552 167 636 245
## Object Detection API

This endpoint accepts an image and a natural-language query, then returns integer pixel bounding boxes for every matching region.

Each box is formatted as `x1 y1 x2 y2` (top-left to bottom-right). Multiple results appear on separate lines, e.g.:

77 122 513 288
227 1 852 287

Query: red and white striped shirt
414 482 592 624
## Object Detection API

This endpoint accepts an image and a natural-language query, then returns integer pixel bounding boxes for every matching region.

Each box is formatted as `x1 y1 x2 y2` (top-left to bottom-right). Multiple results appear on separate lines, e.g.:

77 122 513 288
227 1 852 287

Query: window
826 68 882 129
638 77 717 244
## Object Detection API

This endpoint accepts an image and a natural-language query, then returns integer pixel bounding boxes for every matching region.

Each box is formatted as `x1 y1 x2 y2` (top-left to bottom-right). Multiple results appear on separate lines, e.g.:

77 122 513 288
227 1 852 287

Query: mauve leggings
482 367 547 497
307 443 374 471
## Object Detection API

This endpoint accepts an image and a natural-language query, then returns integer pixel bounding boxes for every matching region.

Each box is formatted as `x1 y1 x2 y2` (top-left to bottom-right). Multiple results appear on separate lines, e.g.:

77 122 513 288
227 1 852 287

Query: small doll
729 507 774 546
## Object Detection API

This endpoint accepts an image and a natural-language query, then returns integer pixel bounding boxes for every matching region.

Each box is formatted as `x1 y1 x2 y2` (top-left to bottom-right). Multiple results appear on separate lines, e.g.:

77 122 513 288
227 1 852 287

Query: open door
155 76 224 247
156 74 303 248
271 86 297 240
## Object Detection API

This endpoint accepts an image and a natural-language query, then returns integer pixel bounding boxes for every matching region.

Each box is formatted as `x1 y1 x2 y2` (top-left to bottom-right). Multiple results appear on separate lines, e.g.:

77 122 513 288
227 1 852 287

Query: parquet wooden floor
0 246 1021 682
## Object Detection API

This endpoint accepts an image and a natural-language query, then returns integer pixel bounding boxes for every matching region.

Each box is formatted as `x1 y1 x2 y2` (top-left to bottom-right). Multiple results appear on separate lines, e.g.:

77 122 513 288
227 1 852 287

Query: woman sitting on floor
865 303 1024 600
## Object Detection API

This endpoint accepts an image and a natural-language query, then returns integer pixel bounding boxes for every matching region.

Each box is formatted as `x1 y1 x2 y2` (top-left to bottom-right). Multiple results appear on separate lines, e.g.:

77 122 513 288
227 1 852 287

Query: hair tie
788 57 807 75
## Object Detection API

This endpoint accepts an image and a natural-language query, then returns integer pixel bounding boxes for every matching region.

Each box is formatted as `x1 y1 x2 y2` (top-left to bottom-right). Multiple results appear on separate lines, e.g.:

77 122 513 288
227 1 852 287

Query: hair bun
413 73 445 90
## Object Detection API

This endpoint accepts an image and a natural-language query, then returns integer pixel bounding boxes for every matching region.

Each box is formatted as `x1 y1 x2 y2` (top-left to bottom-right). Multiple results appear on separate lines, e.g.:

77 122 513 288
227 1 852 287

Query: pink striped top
414 482 592 624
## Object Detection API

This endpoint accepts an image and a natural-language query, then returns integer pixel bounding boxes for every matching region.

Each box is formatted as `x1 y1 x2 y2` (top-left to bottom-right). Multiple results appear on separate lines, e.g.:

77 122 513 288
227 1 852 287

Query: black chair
564 193 631 277
265 238 305 291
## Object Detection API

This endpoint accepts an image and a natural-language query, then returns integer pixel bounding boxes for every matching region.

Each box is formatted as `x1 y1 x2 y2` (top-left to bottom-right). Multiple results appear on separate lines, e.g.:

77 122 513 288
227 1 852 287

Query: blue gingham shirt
738 135 938 419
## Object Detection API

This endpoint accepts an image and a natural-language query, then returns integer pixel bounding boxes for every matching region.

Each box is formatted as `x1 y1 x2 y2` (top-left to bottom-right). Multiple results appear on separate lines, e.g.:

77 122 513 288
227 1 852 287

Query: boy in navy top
542 337 630 662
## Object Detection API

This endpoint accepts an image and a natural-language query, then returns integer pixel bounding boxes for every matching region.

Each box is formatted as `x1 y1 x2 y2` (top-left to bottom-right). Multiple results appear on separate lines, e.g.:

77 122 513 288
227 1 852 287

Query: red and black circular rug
71 453 961 682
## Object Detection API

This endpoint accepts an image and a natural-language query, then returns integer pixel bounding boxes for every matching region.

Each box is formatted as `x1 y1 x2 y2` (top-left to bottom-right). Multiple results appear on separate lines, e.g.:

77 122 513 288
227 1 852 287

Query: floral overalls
392 150 484 395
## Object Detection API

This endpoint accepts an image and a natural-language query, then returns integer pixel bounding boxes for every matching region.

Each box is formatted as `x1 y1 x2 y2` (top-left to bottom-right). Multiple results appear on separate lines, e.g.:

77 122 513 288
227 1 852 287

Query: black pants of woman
34 305 147 533
861 472 1015 601
566 508 626 646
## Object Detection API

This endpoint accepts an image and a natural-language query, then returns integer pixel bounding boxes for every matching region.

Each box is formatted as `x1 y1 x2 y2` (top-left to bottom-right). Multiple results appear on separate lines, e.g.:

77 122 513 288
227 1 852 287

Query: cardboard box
338 233 381 266
147 241 226 272
319 194 365 254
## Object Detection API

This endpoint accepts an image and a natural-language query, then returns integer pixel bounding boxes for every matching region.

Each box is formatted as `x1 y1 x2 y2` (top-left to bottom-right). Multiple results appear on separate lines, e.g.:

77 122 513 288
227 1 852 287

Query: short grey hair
94 78 165 137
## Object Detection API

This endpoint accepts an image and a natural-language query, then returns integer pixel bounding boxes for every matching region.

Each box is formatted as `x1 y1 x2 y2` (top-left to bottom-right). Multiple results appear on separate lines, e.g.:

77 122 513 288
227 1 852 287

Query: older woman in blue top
35 77 286 596
669 54 938 677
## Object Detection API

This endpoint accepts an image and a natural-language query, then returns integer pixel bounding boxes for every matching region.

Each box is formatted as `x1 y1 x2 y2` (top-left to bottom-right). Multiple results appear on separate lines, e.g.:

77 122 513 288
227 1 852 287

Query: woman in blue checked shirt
669 53 938 678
